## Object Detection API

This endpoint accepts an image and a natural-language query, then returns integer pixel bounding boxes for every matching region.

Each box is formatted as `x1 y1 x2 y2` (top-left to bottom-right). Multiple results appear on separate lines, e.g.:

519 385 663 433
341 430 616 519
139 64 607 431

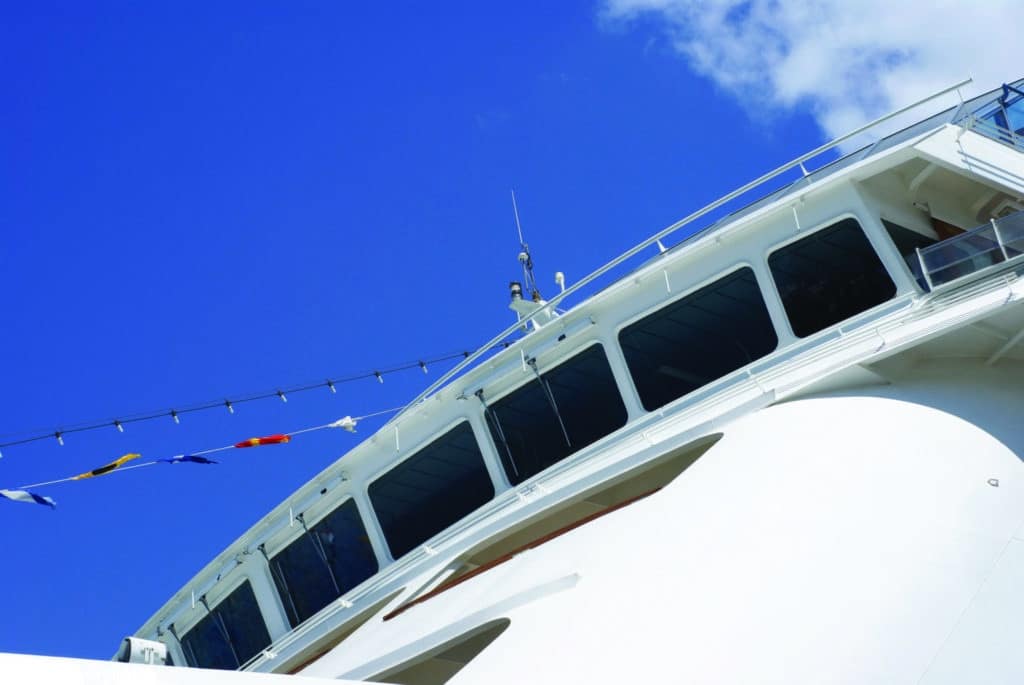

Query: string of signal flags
0 341 516 511
0 408 394 510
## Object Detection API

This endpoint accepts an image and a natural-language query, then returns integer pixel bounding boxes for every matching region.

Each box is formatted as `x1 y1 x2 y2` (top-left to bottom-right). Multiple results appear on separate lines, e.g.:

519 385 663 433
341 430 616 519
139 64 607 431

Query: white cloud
602 0 1022 141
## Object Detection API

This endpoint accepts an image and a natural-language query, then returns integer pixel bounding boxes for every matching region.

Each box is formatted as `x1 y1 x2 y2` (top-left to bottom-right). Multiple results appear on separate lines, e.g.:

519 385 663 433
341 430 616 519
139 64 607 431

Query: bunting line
0 343 514 453
4 407 401 504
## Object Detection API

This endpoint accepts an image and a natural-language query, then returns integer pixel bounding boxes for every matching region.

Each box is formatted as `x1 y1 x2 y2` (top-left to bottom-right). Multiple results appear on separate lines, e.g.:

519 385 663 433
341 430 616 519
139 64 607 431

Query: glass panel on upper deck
985 85 1024 134
179 580 270 670
769 218 896 337
269 498 378 628
963 82 1024 150
369 422 494 560
481 344 627 486
619 267 777 411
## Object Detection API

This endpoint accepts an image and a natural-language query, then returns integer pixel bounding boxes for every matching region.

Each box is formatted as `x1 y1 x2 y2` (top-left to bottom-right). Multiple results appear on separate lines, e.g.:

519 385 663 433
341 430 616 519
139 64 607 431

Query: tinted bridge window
482 344 627 485
269 499 378 628
180 580 271 670
769 218 896 337
369 422 494 559
619 267 778 411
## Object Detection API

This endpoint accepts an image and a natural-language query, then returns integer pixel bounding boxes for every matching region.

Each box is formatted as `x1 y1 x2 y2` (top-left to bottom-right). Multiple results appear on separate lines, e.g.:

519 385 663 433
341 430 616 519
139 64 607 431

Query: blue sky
0 1 966 660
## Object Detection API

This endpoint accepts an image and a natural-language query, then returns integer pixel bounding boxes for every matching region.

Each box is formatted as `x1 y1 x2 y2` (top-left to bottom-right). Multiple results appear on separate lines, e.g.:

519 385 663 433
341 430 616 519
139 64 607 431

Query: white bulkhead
305 367 1024 684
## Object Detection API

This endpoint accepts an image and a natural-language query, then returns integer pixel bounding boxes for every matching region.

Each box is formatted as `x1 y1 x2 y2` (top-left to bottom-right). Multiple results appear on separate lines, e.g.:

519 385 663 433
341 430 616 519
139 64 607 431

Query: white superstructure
103 79 1024 683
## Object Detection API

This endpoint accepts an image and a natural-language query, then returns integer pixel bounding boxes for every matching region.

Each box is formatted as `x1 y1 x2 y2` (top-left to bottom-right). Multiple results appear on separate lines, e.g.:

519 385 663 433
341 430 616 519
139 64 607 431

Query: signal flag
234 434 291 448
159 455 219 465
0 488 56 509
72 453 141 480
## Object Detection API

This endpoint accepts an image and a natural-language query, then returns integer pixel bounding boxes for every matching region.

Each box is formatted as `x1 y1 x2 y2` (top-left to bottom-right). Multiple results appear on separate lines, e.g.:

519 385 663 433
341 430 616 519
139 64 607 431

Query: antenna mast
507 190 556 331
512 189 541 302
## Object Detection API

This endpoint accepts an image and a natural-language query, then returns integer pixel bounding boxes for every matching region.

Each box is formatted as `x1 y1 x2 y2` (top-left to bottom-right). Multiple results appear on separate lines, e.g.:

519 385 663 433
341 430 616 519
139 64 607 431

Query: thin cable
285 424 337 437
189 444 239 457
0 344 513 451
352 405 405 420
18 462 161 490
11 404 405 492
284 407 403 437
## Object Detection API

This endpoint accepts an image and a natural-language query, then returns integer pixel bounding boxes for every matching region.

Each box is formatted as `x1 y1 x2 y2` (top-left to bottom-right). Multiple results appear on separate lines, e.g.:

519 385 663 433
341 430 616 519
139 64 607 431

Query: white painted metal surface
301 373 1024 683
0 652 342 684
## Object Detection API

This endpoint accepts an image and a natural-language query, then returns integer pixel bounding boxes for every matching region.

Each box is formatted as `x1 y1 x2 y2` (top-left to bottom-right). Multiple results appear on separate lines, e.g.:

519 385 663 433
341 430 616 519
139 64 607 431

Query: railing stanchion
916 247 935 292
992 219 1010 261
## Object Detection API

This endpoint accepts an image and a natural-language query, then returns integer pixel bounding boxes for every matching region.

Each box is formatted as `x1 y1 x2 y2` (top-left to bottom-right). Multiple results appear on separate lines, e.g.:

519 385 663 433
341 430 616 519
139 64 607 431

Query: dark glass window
769 218 896 337
180 580 270 670
369 422 493 560
619 267 777 411
482 344 628 485
882 219 937 290
269 499 378 628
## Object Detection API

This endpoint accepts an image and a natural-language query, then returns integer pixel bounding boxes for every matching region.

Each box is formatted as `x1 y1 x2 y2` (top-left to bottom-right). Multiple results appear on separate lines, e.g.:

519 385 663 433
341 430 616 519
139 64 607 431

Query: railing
917 210 1024 289
959 113 1024 151
389 79 974 423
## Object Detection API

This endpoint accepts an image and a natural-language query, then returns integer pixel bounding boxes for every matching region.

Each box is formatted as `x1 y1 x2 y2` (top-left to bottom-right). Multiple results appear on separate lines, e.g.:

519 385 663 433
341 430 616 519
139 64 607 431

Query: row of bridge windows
180 216 900 669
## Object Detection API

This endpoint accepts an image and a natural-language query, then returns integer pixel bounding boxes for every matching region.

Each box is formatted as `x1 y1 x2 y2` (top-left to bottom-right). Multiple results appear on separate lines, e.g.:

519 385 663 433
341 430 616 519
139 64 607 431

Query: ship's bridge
129 79 1024 681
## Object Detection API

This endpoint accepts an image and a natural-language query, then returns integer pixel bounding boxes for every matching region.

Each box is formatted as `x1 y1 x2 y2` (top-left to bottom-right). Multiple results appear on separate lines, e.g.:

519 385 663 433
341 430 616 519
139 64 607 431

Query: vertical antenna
511 189 526 245
511 189 541 301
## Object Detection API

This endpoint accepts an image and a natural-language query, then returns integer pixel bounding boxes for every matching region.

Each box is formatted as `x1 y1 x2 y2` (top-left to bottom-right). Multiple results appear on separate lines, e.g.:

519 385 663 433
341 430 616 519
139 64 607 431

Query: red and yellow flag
234 434 291 448
72 453 141 480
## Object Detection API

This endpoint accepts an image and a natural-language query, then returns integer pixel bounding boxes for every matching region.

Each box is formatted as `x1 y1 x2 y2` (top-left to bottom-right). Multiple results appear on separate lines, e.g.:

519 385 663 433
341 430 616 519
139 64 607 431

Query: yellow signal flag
72 453 141 480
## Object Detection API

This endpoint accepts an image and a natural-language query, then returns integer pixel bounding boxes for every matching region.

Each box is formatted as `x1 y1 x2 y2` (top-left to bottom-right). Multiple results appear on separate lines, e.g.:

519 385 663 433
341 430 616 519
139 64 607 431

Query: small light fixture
277 390 288 403
326 380 336 394
374 371 384 384
224 400 234 414
114 420 124 433
55 431 64 446
170 410 180 425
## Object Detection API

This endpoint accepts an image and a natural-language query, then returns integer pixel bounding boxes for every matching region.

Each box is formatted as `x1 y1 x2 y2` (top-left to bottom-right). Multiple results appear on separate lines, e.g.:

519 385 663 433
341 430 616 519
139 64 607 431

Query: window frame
613 261 781 411
364 418 498 563
265 495 381 629
474 341 630 487
176 574 273 671
764 213 900 338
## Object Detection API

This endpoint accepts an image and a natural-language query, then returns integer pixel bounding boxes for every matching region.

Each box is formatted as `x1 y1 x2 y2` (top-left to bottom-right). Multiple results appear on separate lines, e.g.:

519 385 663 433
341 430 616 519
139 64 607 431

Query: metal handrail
960 113 1024 151
389 78 973 423
917 209 1024 289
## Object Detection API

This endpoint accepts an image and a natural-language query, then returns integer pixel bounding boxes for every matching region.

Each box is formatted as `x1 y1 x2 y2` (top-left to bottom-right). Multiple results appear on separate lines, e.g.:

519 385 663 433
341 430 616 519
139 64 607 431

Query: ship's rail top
395 77 1024 420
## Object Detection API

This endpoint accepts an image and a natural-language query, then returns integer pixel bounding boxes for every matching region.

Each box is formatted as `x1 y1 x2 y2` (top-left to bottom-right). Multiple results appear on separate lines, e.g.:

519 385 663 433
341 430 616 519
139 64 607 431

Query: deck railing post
916 247 935 292
992 218 1010 261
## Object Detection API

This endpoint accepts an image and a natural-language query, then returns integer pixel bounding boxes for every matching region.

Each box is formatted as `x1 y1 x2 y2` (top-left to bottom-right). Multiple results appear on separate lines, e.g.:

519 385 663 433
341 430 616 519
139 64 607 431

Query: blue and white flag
158 455 218 465
0 488 56 509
